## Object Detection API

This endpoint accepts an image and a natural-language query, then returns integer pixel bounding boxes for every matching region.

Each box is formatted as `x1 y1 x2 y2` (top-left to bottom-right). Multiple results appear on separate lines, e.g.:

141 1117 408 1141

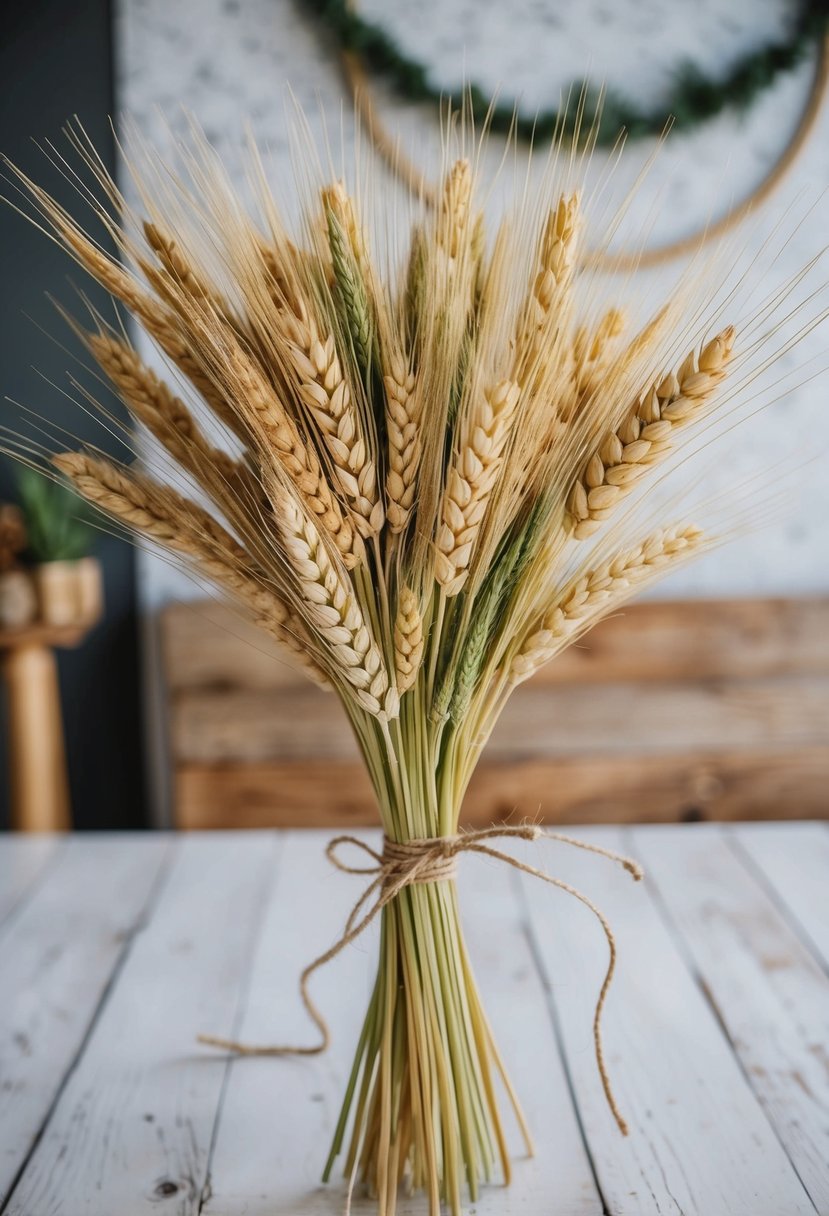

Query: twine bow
198 823 643 1136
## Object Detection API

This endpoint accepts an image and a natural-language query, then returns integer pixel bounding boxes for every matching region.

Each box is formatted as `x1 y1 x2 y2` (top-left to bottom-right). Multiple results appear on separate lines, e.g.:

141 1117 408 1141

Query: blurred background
1 0 827 832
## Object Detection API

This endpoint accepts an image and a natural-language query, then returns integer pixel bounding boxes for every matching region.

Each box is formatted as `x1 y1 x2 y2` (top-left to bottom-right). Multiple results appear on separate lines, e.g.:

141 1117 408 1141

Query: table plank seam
512 866 611 1216
625 825 821 1216
0 836 177 1216
726 829 829 979
0 840 66 942
197 832 285 1216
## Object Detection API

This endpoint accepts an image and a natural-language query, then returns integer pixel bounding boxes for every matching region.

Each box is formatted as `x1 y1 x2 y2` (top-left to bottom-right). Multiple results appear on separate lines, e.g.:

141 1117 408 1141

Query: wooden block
174 744 829 830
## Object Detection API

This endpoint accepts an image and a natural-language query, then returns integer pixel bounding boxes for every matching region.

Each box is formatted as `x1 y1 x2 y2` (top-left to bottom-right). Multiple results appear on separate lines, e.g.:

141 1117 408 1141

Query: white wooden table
1 824 827 1215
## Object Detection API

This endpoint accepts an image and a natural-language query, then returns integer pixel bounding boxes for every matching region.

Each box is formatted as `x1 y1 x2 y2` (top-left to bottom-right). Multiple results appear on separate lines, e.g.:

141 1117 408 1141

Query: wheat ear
437 159 473 260
435 379 521 595
88 334 246 490
221 341 363 567
280 302 382 536
384 349 419 533
142 220 214 301
510 524 705 682
394 586 424 694
53 452 326 681
275 486 397 720
512 194 580 386
566 327 735 539
323 183 377 381
49 207 251 443
572 308 626 394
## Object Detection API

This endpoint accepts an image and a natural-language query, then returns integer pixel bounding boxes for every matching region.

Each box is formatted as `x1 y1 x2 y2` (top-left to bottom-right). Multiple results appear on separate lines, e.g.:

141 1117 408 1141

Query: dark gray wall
0 1 145 828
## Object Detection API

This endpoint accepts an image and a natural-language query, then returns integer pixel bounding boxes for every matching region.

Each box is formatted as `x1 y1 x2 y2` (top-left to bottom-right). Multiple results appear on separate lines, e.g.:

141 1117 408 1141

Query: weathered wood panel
0 835 169 1206
162 597 829 692
170 677 829 763
163 597 829 832
634 825 829 1213
520 825 815 1214
176 745 829 830
3 834 276 1216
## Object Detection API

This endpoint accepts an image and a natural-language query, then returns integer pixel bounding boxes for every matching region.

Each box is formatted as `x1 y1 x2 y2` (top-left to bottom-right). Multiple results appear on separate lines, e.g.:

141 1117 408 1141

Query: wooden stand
1 621 98 832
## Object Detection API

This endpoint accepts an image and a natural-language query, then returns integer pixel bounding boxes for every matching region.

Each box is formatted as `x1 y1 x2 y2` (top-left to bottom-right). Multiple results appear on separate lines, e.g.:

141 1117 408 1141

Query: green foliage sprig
17 468 96 563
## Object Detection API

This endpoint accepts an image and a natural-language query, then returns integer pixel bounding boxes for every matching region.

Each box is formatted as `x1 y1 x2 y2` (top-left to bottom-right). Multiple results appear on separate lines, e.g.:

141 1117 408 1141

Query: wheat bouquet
5 118 815 1214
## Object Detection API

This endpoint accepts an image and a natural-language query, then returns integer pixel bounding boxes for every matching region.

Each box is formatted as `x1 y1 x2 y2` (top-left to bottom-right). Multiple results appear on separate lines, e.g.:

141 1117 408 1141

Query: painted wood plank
0 835 169 1207
171 677 829 764
203 830 602 1216
519 825 815 1215
735 823 829 968
175 745 829 830
4 833 277 1216
0 835 61 933
162 597 829 693
634 824 829 1214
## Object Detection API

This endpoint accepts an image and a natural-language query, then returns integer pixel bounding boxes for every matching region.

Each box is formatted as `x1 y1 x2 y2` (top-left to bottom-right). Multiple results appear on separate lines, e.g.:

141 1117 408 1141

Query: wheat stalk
394 586 424 694
566 327 735 539
274 484 396 719
435 379 521 595
510 524 705 683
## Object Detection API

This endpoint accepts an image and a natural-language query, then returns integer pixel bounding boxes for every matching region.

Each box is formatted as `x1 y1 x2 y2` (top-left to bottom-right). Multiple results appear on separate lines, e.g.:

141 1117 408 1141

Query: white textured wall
114 0 829 603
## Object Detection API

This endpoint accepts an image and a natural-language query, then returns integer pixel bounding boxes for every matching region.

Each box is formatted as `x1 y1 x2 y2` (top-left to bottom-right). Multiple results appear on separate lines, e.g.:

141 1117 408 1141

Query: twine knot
199 822 643 1137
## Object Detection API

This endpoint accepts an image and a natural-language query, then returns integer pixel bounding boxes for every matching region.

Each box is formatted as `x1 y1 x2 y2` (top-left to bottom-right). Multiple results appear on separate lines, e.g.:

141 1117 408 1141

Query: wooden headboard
160 597 829 829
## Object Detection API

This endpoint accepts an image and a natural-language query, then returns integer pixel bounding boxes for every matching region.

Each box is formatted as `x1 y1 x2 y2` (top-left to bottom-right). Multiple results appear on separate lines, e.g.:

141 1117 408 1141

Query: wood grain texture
170 677 829 763
0 835 169 1206
0 835 60 932
4 643 71 832
162 597 829 692
163 597 829 831
735 823 829 969
519 825 816 1214
3 834 276 1216
634 825 829 1213
175 746 829 830
1 827 827 1213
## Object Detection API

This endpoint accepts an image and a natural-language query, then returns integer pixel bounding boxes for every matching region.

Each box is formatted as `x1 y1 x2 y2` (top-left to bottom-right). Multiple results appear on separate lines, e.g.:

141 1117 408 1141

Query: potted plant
17 469 101 626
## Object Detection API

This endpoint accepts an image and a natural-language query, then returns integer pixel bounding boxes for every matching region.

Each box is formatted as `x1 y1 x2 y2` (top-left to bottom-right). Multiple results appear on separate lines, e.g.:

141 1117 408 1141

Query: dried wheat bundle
4 116 820 1216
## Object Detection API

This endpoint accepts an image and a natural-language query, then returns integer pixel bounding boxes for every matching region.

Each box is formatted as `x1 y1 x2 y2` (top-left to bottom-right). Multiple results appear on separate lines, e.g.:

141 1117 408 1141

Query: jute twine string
198 823 644 1137
341 32 829 272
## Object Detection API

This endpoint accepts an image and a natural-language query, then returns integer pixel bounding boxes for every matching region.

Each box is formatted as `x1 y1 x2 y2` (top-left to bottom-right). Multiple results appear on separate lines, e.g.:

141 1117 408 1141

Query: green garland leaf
304 0 829 147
